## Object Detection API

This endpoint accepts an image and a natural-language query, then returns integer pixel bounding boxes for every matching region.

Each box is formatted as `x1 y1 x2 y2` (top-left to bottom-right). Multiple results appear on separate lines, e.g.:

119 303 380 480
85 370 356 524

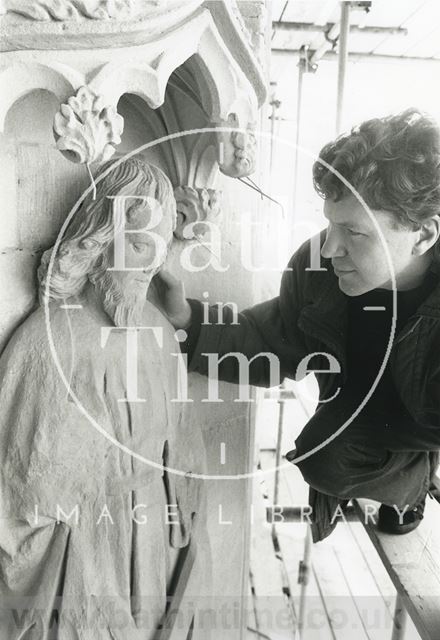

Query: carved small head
218 113 257 179
39 156 177 325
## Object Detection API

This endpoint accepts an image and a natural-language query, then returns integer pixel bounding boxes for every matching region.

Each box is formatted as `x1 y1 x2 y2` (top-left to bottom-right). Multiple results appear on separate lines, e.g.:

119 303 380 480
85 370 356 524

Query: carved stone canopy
0 1 266 109
1 0 266 241
0 0 206 51
0 0 266 71
0 0 146 20
0 0 193 21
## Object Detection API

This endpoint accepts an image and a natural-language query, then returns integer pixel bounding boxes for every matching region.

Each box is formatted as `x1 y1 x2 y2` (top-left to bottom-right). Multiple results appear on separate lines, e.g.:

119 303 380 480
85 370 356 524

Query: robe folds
0 295 209 639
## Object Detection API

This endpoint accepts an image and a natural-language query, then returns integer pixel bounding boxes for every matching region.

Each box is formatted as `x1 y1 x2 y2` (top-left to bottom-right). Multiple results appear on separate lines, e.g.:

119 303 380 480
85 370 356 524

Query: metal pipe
269 82 279 176
272 384 286 516
292 53 305 213
310 21 340 66
273 21 407 36
336 1 351 133
271 0 290 40
272 48 440 65
296 527 312 639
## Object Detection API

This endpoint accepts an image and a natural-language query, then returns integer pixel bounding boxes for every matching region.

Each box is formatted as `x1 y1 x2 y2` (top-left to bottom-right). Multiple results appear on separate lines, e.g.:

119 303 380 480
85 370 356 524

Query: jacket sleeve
187 239 312 387
411 367 440 446
400 321 440 449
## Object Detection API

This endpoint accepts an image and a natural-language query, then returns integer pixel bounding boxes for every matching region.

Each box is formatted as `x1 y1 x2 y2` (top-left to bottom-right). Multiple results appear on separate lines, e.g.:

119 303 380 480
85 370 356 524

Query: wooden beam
353 497 440 640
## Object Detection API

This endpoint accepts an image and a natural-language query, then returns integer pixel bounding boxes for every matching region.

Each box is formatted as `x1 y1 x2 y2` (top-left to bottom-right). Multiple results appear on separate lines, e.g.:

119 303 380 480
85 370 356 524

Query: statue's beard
90 269 149 328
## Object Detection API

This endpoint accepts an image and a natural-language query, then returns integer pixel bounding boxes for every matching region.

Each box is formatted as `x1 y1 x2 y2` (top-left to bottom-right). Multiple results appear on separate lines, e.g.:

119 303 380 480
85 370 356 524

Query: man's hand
149 269 192 329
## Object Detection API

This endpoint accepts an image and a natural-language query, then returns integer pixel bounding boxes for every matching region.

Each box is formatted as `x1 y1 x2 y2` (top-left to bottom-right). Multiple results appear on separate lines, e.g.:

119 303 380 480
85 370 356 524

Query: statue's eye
126 204 142 223
132 242 148 253
81 238 98 250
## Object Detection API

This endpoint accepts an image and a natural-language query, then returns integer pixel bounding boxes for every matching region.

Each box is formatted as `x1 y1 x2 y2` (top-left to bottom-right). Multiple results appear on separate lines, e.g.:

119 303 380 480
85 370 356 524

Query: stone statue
0 157 208 640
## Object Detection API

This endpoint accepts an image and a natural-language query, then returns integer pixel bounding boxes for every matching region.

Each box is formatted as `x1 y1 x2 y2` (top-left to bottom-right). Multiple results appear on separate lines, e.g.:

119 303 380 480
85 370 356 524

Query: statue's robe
0 293 208 639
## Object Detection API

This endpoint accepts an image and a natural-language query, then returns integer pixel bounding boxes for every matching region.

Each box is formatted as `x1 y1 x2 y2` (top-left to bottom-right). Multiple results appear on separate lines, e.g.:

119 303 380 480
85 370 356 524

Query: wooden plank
330 523 396 640
277 447 420 639
249 478 296 639
354 497 440 640
272 446 363 638
277 525 335 640
310 537 371 640
346 521 422 640
245 577 259 640
347 521 396 607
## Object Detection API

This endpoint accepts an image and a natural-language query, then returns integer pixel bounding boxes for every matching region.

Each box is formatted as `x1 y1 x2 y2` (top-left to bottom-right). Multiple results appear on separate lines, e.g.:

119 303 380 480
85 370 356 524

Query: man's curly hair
313 108 440 230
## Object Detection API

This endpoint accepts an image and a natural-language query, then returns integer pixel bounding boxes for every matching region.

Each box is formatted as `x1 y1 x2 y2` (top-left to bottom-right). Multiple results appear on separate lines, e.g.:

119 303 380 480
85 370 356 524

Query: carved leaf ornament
1 0 140 20
174 186 222 240
53 86 124 164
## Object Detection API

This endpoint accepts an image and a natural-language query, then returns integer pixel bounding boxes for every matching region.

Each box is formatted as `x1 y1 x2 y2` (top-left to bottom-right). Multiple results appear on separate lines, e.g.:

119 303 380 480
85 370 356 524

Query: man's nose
320 226 347 259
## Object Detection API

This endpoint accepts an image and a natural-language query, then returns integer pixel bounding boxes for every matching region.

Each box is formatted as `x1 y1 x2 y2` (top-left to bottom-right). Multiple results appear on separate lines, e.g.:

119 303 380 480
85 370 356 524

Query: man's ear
413 216 440 256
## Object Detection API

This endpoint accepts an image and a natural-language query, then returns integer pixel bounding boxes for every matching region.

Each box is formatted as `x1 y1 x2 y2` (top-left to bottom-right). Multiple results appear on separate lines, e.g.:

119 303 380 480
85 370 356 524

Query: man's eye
348 229 364 237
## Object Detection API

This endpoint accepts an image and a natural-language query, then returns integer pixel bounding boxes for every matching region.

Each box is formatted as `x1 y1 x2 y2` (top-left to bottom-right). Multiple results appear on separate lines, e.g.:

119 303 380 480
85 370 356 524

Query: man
0 157 207 639
156 108 440 541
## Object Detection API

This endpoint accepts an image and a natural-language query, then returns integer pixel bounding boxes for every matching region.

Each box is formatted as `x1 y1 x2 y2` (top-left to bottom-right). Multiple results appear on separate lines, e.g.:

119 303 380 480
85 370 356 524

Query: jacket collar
417 259 440 318
300 256 440 351
312 257 440 318
299 261 348 364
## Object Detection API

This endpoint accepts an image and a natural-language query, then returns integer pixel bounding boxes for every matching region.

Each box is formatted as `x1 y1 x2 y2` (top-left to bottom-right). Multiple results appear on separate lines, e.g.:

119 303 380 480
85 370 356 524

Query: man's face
321 195 423 296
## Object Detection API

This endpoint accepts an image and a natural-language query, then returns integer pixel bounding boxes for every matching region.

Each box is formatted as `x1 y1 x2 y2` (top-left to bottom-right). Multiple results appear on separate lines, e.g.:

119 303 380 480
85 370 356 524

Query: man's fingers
156 268 181 289
150 269 191 328
154 269 186 302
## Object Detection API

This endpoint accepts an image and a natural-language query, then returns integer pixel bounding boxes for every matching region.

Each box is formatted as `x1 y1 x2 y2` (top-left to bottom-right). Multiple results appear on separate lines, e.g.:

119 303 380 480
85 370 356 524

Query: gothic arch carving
0 61 82 132
0 3 265 243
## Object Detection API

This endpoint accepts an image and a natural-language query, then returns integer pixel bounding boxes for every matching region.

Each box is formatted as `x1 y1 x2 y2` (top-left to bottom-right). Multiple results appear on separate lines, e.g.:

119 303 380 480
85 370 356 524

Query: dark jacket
189 233 440 445
187 233 440 540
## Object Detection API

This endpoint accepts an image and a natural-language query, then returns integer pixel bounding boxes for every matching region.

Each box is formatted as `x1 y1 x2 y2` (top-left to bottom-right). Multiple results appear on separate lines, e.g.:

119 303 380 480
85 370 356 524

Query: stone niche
0 1 268 639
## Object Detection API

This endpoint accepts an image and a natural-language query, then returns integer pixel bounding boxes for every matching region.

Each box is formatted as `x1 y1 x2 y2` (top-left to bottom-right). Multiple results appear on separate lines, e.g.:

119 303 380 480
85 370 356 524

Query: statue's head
39 156 177 325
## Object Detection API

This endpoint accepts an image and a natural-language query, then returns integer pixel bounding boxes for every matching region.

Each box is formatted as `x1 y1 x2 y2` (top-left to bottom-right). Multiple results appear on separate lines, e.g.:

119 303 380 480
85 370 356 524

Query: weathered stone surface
0 158 209 639
0 250 39 352
0 3 269 637
0 0 196 21
0 135 18 248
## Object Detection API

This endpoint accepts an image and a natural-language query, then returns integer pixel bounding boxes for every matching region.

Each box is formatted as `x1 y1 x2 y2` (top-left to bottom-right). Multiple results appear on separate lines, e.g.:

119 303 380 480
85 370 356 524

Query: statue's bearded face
91 199 175 327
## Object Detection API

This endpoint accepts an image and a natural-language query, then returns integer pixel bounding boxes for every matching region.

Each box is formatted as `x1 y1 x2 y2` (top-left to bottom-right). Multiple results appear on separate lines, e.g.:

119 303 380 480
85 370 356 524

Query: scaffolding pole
292 52 305 214
336 1 351 134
